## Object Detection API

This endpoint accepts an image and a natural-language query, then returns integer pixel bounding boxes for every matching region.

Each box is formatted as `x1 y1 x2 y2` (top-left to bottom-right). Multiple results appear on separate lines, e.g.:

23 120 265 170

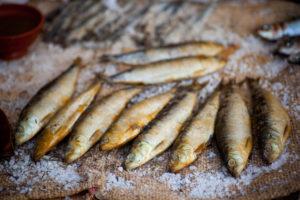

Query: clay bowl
0 3 44 60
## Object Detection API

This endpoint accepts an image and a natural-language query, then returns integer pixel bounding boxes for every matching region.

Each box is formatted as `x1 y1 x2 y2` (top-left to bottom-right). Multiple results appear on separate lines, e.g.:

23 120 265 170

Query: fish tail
99 55 114 62
95 73 111 84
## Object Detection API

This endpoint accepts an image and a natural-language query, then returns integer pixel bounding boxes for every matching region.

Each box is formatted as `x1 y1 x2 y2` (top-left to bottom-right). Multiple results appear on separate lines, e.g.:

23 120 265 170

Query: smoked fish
100 90 176 151
248 79 291 163
15 59 81 145
257 18 300 40
125 91 197 170
111 56 226 84
33 83 101 161
170 91 220 172
65 87 141 163
215 84 252 177
102 42 224 65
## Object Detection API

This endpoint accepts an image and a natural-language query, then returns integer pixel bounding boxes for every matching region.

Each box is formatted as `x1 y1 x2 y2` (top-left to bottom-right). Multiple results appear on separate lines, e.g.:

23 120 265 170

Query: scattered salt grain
153 139 298 199
105 173 134 191
118 166 124 172
208 152 216 158
189 165 197 170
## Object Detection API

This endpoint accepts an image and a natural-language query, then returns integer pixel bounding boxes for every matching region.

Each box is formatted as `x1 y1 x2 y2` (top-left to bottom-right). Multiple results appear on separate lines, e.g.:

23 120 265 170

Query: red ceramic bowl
0 3 44 60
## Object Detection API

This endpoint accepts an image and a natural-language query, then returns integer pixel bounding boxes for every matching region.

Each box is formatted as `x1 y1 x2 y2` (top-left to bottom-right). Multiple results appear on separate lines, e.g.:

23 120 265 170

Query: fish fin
74 57 82 65
245 137 252 152
89 130 103 146
99 55 112 62
40 113 53 125
153 140 165 152
283 124 290 141
218 44 239 60
195 143 206 154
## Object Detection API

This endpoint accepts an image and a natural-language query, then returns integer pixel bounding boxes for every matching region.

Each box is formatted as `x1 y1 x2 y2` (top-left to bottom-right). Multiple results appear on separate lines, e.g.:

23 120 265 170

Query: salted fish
102 42 224 65
65 87 141 163
33 83 101 161
215 85 252 177
278 37 300 55
248 79 291 163
100 90 176 151
170 91 220 172
125 91 197 170
111 56 226 84
15 59 81 145
257 18 300 40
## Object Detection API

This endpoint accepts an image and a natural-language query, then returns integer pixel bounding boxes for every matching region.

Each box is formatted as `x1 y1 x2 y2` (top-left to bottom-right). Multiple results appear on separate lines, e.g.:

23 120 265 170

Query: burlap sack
0 1 299 199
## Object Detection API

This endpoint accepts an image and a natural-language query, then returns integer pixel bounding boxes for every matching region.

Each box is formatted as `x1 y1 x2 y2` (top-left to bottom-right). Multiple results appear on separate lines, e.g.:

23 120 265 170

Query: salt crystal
105 173 134 191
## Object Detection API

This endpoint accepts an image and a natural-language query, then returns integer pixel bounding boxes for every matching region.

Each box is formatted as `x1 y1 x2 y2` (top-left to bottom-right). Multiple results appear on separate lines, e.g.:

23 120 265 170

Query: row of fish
44 0 211 46
15 41 226 161
257 18 300 64
15 40 289 177
15 68 290 177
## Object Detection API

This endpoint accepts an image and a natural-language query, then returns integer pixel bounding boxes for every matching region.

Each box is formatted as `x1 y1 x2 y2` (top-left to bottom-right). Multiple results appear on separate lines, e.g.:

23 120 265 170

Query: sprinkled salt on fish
215 84 252 177
257 18 300 40
34 83 101 161
248 79 291 163
170 91 220 172
125 91 197 170
101 42 224 65
65 87 141 163
15 59 81 145
100 90 175 151
111 56 226 84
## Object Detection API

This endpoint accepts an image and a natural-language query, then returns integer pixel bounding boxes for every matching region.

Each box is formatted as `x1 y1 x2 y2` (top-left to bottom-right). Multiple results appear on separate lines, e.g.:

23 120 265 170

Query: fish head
257 24 284 40
170 144 196 173
65 135 86 163
226 152 245 177
125 141 152 170
278 38 300 55
263 132 282 163
100 135 121 151
289 53 300 64
15 115 40 145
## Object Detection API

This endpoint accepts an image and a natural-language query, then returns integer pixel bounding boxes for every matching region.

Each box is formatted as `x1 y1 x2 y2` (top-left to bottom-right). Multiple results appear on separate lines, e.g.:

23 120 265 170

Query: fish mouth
125 152 144 170
100 136 116 151
65 145 83 163
125 141 152 170
263 143 280 163
15 116 40 145
170 146 196 172
257 30 276 40
226 154 244 177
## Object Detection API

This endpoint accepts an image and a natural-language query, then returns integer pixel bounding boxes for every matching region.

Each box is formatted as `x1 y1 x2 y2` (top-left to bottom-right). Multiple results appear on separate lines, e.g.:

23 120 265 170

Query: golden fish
170 91 220 172
110 56 226 84
33 83 101 161
101 42 224 65
100 90 175 151
65 87 141 163
215 84 252 177
248 79 291 163
15 59 81 145
125 91 197 170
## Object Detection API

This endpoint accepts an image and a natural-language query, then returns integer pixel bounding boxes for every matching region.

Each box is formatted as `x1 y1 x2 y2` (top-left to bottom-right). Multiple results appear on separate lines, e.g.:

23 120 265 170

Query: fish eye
263 24 271 30
285 41 293 47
